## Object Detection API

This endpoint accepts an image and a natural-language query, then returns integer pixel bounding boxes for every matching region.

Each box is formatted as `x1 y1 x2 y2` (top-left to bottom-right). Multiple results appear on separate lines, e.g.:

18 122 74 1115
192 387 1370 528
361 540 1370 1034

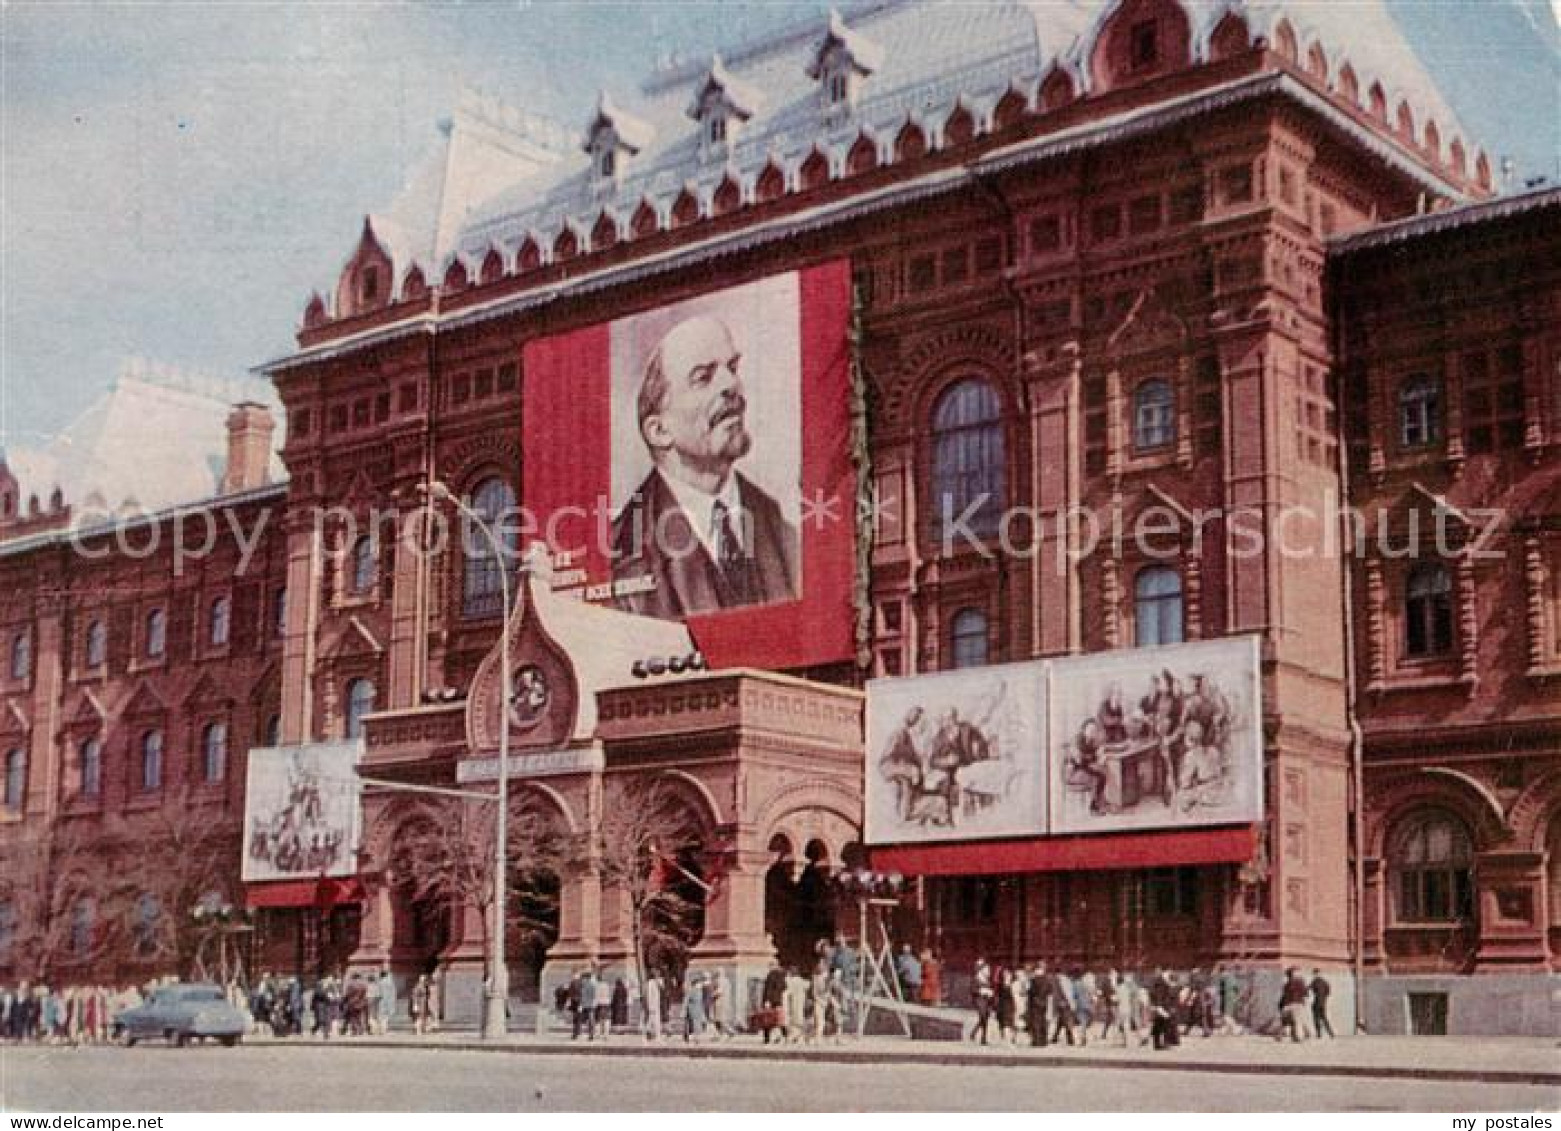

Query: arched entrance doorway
765 838 839 972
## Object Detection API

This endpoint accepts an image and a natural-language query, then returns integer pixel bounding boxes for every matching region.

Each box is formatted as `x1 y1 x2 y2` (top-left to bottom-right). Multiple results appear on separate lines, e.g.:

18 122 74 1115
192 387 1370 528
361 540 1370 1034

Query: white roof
0 357 284 525
346 0 1469 281
523 557 697 742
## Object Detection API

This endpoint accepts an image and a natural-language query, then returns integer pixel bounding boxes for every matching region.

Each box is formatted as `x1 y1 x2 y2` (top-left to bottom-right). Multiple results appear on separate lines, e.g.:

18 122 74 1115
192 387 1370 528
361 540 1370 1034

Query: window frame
84 620 107 669
144 607 167 659
949 607 990 670
1404 562 1454 659
9 632 30 681
1398 374 1441 449
1391 810 1475 925
201 721 227 784
208 595 231 647
1134 566 1185 647
929 378 1006 542
140 729 164 792
79 735 102 798
345 677 377 741
1132 378 1177 451
3 747 24 810
461 477 518 619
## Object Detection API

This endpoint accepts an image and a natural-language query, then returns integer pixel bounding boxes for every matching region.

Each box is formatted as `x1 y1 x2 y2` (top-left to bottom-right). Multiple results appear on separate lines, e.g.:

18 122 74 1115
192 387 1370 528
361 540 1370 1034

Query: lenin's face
644 316 751 476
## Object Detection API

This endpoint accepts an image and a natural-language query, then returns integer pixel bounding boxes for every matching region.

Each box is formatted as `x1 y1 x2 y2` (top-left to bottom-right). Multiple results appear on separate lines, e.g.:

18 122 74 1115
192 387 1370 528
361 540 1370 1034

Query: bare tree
126 789 243 978
0 820 133 983
392 797 573 965
594 778 707 992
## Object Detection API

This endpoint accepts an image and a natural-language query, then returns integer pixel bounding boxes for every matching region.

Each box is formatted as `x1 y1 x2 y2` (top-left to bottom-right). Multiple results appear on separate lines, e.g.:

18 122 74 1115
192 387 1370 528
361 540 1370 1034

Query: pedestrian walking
1309 969 1334 1038
410 974 433 1036
1278 967 1310 1042
642 971 664 1042
971 957 995 1045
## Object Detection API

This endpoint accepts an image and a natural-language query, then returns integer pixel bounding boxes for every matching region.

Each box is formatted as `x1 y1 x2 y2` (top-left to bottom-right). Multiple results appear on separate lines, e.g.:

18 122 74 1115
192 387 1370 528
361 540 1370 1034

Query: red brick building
1 0 1555 1035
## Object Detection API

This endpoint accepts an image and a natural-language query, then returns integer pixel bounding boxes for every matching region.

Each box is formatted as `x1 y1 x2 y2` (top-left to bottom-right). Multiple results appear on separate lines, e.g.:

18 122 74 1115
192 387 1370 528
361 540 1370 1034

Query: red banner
521 261 856 670
869 825 1257 877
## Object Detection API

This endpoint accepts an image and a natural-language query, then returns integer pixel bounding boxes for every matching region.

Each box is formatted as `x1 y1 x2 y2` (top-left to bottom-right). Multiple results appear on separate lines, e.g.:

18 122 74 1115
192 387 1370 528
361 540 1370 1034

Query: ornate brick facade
1 1 1554 1034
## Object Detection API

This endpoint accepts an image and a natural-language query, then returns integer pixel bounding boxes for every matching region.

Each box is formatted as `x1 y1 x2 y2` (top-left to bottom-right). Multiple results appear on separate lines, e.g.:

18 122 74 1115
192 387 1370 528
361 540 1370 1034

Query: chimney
222 402 275 494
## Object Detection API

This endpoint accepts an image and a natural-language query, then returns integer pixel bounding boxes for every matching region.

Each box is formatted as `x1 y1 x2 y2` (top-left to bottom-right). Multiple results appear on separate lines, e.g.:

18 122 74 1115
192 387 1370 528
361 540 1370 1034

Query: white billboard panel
866 661 1047 845
242 742 363 882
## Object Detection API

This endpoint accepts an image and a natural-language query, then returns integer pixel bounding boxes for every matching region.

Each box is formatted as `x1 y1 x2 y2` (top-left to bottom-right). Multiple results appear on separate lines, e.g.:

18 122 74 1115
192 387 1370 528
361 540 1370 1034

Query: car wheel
172 1030 188 1047
220 1035 239 1048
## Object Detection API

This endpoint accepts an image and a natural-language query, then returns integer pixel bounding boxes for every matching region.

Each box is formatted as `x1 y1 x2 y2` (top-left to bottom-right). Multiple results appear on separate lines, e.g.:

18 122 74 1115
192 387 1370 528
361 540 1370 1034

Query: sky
2 1 1557 451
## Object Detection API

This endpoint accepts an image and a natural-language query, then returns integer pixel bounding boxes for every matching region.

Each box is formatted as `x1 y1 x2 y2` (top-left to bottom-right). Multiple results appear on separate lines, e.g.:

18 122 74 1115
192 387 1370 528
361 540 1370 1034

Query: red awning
869 825 1256 877
245 877 365 910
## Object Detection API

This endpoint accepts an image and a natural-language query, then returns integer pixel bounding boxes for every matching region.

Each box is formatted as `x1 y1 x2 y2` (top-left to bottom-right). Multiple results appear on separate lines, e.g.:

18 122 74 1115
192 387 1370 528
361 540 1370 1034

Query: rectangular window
329 405 348 434
907 255 936 293
293 408 312 437
1219 163 1254 205
496 364 518 393
973 236 1003 275
1145 866 1199 917
352 399 369 428
1168 184 1203 225
475 367 494 399
1091 204 1122 242
452 373 472 405
374 393 390 423
940 246 969 285
1463 346 1525 454
1030 214 1062 254
1128 194 1162 235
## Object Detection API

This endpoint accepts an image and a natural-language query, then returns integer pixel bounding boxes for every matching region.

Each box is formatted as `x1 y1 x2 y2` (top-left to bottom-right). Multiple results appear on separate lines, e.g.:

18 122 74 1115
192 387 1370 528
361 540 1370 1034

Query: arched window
209 596 230 646
931 379 1005 537
10 632 29 680
346 678 377 740
145 608 166 658
950 608 989 669
3 748 24 810
133 892 161 957
350 537 378 595
85 620 107 668
462 478 518 618
1135 566 1184 647
1399 375 1440 448
202 721 227 783
79 736 101 797
140 730 163 792
1391 810 1474 923
1133 379 1176 449
1405 563 1453 657
69 898 95 957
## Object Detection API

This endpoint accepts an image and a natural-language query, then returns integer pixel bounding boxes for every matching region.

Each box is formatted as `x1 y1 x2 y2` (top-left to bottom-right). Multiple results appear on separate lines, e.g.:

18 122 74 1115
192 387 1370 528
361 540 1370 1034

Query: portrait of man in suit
610 312 799 619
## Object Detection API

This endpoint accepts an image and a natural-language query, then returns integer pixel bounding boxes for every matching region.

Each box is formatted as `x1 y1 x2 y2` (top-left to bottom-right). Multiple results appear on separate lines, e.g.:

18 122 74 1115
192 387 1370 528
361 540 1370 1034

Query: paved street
3 1044 1557 1111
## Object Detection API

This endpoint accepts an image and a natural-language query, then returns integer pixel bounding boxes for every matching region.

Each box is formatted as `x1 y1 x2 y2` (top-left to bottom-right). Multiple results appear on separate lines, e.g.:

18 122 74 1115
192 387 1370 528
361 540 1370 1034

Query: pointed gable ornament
686 54 763 123
805 8 885 82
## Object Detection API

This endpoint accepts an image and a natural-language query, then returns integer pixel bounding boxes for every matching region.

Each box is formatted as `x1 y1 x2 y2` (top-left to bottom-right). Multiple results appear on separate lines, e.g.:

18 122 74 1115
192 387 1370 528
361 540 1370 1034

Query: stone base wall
1362 973 1561 1037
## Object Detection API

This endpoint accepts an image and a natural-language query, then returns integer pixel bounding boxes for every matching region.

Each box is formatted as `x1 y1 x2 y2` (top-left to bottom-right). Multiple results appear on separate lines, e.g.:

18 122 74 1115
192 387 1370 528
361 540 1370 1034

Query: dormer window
687 55 759 159
584 92 652 188
826 70 849 106
807 11 882 115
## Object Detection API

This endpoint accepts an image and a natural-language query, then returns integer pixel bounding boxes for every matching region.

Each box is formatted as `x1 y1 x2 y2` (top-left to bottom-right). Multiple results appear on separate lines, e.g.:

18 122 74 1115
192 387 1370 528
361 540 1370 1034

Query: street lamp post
424 479 511 1040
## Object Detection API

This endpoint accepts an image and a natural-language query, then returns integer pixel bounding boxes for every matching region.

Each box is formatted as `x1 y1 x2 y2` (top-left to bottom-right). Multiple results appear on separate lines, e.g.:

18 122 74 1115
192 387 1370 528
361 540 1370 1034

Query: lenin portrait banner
1048 635 1263 836
242 742 363 883
866 662 1048 846
522 261 856 671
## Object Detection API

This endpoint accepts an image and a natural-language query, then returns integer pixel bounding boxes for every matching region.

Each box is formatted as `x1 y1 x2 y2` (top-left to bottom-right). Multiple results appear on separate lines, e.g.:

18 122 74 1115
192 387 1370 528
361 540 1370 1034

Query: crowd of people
962 959 1335 1049
0 982 146 1044
247 968 401 1039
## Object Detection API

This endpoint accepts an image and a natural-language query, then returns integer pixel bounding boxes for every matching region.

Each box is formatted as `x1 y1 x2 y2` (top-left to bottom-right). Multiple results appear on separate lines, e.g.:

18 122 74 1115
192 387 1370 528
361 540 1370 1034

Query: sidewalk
246 1028 1561 1086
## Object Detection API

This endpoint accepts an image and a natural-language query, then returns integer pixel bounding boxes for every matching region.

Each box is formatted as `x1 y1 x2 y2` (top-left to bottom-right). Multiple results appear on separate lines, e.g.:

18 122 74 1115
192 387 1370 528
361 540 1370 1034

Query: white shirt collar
660 470 743 558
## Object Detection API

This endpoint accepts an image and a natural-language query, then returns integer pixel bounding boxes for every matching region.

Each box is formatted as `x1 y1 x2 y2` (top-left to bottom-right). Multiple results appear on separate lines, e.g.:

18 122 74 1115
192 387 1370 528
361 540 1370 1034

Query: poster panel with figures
521 261 855 672
866 662 1047 845
241 742 363 882
1049 635 1263 835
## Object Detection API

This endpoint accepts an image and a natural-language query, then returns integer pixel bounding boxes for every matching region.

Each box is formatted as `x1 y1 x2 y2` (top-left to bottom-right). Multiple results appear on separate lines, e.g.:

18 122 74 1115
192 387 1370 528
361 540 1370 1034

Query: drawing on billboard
242 742 362 882
1049 636 1262 835
608 274 801 619
866 663 1047 845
